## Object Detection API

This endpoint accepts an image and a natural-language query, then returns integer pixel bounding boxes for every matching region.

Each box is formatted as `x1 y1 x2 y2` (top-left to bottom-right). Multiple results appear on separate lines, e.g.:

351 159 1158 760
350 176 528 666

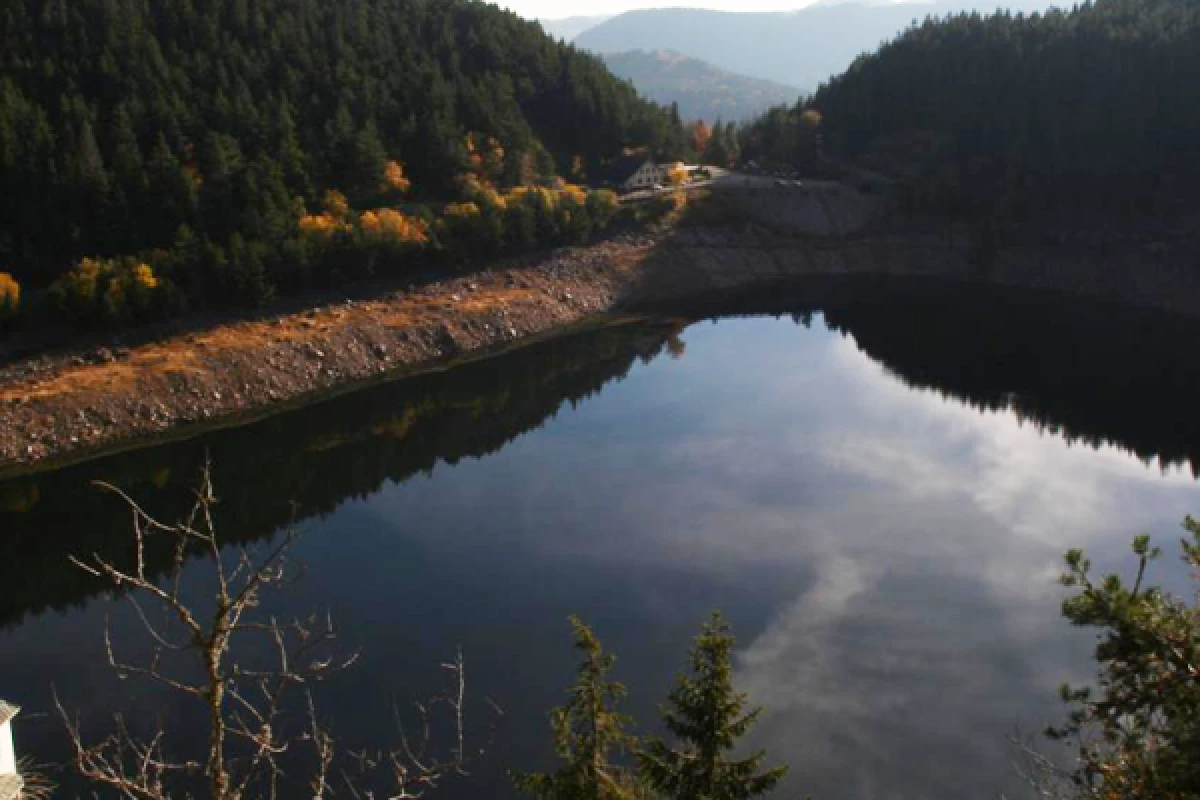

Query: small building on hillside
0 700 20 800
605 154 668 192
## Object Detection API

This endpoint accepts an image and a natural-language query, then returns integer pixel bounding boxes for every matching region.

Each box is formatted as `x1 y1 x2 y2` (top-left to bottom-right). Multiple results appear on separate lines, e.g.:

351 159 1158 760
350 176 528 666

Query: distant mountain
538 14 613 41
574 1 1060 89
602 50 804 123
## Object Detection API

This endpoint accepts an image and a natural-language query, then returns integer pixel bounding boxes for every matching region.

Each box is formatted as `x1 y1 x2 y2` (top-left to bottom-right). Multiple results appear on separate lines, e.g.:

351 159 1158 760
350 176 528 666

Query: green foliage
436 180 625 265
638 613 788 800
0 0 687 324
48 257 164 325
511 616 645 800
801 0 1200 212
639 191 689 225
1050 520 1200 798
587 191 622 230
738 106 814 173
705 122 741 170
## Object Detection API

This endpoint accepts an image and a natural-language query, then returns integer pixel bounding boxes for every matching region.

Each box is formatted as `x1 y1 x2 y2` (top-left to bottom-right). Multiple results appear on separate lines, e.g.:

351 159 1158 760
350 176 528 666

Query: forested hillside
805 0 1200 212
602 50 802 124
0 0 687 326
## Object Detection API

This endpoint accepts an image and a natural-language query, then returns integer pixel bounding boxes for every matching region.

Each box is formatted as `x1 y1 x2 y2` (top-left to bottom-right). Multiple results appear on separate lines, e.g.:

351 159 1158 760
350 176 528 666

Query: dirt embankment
0 233 668 475
3 204 1199 475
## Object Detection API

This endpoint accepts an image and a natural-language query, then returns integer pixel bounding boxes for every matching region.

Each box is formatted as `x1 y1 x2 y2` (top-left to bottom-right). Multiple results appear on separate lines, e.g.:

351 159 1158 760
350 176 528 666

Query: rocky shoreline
3 210 1200 477
0 231 675 476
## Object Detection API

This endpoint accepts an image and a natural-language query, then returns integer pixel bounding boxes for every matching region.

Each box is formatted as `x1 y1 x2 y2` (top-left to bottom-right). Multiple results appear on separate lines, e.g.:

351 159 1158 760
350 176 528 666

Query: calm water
4 282 1200 799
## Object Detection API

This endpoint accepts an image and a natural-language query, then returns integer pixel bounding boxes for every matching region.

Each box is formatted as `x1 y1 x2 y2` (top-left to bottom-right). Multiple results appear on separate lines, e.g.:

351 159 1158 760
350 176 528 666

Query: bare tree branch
57 462 490 800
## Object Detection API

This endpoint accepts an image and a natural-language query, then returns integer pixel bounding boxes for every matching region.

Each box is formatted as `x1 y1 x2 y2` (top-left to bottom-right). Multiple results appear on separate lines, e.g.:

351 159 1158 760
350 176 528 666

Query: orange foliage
381 160 412 194
298 211 351 239
302 185 429 246
0 272 19 320
559 183 588 206
443 202 481 220
691 121 713 154
359 208 429 244
132 263 158 291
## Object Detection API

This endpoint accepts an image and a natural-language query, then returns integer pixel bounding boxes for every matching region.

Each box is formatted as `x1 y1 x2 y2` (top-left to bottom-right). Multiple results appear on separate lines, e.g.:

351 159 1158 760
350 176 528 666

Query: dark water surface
4 282 1200 799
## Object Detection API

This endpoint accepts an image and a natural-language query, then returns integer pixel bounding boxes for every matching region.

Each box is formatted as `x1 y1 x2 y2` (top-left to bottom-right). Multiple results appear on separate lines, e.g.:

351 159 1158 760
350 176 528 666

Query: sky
497 0 830 20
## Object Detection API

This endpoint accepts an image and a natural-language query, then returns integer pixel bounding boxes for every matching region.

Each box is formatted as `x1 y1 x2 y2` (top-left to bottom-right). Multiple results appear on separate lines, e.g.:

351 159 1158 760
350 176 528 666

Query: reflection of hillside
7 281 1199 630
824 290 1200 474
0 319 684 630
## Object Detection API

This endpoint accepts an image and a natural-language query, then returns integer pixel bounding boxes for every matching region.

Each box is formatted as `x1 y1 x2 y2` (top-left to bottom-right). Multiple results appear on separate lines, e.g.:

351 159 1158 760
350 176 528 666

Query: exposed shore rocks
2 214 1198 476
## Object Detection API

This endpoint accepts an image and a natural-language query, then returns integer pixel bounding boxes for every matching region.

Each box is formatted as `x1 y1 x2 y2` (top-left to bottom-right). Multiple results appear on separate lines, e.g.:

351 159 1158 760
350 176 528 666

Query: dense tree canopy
0 0 688 322
743 0 1200 213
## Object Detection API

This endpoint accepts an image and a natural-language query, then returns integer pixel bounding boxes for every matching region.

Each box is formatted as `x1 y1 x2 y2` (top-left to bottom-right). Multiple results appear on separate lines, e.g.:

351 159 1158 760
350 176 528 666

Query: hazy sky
497 1 828 20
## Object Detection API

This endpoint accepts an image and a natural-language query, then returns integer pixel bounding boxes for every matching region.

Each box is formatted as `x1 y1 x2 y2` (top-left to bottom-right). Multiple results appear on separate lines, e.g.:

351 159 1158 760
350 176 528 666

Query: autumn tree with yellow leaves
380 160 412 196
666 163 689 187
49 258 163 324
40 140 632 327
0 0 694 330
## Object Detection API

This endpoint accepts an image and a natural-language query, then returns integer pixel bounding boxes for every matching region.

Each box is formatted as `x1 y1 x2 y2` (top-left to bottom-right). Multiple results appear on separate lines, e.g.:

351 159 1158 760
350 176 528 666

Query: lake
3 280 1200 799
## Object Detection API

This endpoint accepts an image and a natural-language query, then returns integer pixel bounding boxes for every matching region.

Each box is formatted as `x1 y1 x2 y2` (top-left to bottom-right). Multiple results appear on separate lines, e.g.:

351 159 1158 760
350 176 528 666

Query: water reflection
3 284 1200 799
0 318 687 630
823 289 1200 474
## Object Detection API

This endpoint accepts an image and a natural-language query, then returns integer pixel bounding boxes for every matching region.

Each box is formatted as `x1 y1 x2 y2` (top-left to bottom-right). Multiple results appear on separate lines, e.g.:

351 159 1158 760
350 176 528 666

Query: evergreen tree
795 110 822 174
1050 522 1200 797
0 0 687 298
639 613 787 800
740 0 1200 212
512 616 644 800
722 122 741 167
707 118 731 168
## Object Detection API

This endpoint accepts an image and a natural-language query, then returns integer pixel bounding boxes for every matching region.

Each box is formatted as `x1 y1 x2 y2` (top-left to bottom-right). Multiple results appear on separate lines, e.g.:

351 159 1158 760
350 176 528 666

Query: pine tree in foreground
639 612 788 800
512 616 644 800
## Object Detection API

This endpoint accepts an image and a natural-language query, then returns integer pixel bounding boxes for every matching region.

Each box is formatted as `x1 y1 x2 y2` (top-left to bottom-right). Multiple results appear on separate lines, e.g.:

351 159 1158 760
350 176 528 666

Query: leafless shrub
55 463 486 799
14 756 56 800
1005 730 1080 800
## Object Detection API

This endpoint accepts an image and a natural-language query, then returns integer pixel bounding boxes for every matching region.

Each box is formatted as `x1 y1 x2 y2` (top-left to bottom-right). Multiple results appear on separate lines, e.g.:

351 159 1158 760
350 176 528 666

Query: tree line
0 0 692 329
739 0 1200 215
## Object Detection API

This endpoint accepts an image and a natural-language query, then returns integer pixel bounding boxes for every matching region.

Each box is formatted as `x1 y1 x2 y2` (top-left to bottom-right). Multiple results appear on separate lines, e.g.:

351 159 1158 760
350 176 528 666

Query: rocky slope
3 200 1199 476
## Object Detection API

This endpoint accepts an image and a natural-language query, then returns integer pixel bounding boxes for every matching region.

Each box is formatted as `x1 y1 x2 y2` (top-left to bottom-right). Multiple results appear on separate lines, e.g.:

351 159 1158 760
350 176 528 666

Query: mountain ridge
602 49 804 123
574 1 1061 88
538 14 614 41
